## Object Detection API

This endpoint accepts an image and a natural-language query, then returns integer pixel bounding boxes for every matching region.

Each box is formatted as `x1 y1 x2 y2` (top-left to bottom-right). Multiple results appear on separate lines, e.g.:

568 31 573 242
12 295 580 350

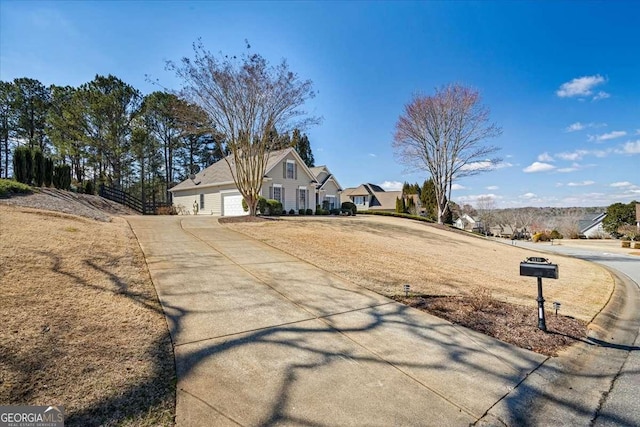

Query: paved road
127 216 548 427
500 240 640 426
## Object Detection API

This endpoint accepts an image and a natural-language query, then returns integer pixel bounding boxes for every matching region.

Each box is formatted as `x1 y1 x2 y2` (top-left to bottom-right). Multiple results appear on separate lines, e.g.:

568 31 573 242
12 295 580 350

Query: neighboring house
453 214 484 232
170 148 340 216
309 165 343 210
340 183 402 212
578 213 607 238
490 224 516 238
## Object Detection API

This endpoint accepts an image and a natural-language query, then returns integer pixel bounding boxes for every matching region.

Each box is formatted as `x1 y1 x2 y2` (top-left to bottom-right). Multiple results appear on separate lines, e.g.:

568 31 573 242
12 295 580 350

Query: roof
341 183 401 210
310 165 343 191
170 147 315 192
579 212 606 234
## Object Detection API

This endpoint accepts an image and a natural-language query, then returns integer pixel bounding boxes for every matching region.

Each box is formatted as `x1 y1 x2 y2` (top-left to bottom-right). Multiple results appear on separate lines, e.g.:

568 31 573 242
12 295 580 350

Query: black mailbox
520 257 559 279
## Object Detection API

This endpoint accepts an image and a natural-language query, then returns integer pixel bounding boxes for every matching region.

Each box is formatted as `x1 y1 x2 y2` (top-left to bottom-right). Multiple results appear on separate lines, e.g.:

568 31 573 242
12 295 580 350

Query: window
298 188 307 210
199 194 205 209
273 186 282 202
326 195 336 209
354 196 367 205
286 160 296 179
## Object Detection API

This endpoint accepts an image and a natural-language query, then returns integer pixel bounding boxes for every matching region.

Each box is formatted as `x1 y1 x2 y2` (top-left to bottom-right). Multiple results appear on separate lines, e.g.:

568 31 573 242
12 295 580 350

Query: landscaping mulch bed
392 293 588 357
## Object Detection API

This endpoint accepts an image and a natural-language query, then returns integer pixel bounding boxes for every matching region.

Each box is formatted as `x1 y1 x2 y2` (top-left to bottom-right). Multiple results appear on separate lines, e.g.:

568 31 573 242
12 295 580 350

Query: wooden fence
99 185 171 215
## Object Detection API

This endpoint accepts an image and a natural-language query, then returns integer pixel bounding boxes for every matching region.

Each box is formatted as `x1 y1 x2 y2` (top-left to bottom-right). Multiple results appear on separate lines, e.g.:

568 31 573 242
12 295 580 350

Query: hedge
360 210 435 224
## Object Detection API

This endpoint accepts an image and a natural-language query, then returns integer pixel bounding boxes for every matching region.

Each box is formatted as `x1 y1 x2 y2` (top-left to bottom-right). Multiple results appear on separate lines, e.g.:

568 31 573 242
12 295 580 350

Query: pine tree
395 196 403 213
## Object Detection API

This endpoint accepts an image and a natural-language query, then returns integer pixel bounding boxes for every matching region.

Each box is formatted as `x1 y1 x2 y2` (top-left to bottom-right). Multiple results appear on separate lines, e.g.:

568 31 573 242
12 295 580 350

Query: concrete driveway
127 216 546 426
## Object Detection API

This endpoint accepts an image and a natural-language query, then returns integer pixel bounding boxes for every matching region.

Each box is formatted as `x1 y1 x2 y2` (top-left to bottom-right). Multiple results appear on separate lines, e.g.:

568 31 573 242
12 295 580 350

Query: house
578 213 607 238
340 183 402 212
309 165 343 210
453 214 484 232
489 224 516 238
169 148 341 216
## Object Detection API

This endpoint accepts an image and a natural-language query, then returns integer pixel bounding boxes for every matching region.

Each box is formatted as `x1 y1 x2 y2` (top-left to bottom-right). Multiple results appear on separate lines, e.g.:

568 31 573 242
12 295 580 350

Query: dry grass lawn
227 215 613 323
0 205 174 426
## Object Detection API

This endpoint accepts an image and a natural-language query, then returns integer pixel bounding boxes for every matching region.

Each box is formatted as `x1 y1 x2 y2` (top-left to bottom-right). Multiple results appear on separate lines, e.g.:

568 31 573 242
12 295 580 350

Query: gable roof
309 165 343 191
579 212 606 234
342 183 401 210
170 147 316 192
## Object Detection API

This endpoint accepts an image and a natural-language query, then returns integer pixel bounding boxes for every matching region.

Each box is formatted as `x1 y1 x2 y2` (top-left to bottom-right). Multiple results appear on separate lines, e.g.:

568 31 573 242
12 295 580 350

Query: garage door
222 193 248 216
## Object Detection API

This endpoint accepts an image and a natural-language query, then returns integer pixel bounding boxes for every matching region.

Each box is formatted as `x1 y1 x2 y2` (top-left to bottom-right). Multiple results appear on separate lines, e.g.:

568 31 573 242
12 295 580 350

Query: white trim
220 188 241 194
298 185 308 189
286 159 295 164
273 183 282 188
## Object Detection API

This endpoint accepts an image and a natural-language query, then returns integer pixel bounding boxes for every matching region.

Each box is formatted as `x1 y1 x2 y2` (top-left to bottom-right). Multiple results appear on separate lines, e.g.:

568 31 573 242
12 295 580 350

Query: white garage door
222 193 248 216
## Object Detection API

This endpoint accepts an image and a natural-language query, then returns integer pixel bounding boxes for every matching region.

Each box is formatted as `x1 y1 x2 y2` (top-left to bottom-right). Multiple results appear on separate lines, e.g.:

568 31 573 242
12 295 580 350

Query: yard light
403 284 410 297
553 301 561 316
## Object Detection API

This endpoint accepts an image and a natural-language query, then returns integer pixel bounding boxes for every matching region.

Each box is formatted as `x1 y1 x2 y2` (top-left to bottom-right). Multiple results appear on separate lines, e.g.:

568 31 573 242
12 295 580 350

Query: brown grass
227 216 613 323
0 205 174 426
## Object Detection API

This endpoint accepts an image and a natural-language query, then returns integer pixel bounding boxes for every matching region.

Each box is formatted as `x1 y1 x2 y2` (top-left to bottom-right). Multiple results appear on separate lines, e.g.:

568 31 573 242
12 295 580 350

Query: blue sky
1 1 638 208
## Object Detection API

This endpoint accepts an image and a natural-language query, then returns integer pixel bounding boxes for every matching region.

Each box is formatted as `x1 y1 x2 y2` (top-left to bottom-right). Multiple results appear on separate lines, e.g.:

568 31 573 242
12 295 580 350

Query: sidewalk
128 216 547 426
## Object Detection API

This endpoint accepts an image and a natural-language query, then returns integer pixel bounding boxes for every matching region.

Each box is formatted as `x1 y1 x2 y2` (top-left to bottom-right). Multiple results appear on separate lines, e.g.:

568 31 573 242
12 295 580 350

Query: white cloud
486 185 499 190
368 153 377 157
565 122 585 132
567 180 595 187
456 193 502 204
557 167 578 173
537 152 554 162
451 183 466 190
379 180 403 191
616 140 640 154
556 150 589 161
556 75 607 99
461 160 513 172
520 192 537 199
593 91 610 101
610 181 632 187
589 130 627 142
523 162 555 173
564 122 607 132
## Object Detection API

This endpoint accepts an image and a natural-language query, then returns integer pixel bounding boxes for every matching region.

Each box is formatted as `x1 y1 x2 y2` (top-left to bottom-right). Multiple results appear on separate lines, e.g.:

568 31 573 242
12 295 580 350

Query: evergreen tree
421 179 437 221
33 149 45 186
395 196 403 213
296 133 314 167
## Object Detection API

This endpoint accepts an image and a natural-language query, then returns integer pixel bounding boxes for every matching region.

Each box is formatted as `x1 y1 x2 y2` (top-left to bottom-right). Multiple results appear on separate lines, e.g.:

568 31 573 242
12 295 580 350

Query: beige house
340 183 402 212
309 165 343 210
169 148 341 216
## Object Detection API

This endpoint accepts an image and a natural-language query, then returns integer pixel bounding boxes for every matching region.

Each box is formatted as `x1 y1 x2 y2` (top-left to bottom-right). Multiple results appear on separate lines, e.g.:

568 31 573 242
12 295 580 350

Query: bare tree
393 84 502 224
167 41 318 216
475 196 497 235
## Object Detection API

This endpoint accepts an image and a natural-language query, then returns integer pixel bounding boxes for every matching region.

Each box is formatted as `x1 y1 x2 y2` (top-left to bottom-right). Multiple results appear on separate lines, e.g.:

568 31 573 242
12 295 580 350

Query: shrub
330 208 340 215
33 149 45 187
532 232 551 243
12 146 32 184
288 208 295 215
322 200 330 211
634 242 640 249
257 197 268 215
341 201 357 216
0 178 32 197
263 199 282 216
44 157 53 187
549 230 563 240
156 206 177 215
84 180 95 195
242 198 248 212
315 209 323 215
621 241 631 248
281 210 287 215
360 210 435 224
53 164 71 190
305 208 313 215
299 209 306 216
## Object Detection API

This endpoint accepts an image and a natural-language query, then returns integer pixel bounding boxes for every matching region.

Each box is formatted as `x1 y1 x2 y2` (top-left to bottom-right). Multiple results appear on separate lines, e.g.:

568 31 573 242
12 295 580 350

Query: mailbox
520 257 559 279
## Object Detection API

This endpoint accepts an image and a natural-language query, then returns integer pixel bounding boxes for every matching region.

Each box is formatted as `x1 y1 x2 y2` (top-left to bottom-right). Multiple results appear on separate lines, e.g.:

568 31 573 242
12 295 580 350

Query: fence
99 185 171 215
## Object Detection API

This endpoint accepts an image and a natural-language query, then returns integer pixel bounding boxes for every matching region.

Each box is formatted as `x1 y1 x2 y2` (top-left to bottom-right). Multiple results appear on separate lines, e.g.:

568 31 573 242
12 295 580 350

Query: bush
330 208 340 215
156 206 177 215
621 241 631 248
0 178 32 197
299 209 306 216
242 198 248 212
288 208 295 215
634 242 640 249
532 232 551 243
341 201 357 216
549 230 563 240
322 200 330 211
305 208 313 215
84 181 95 195
53 164 71 190
44 157 53 187
281 210 287 215
262 199 281 216
12 146 32 184
33 149 45 187
360 210 435 224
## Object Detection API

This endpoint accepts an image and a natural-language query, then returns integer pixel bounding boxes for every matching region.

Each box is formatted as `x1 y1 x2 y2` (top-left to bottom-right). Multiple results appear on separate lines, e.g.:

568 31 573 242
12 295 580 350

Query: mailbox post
519 257 559 332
